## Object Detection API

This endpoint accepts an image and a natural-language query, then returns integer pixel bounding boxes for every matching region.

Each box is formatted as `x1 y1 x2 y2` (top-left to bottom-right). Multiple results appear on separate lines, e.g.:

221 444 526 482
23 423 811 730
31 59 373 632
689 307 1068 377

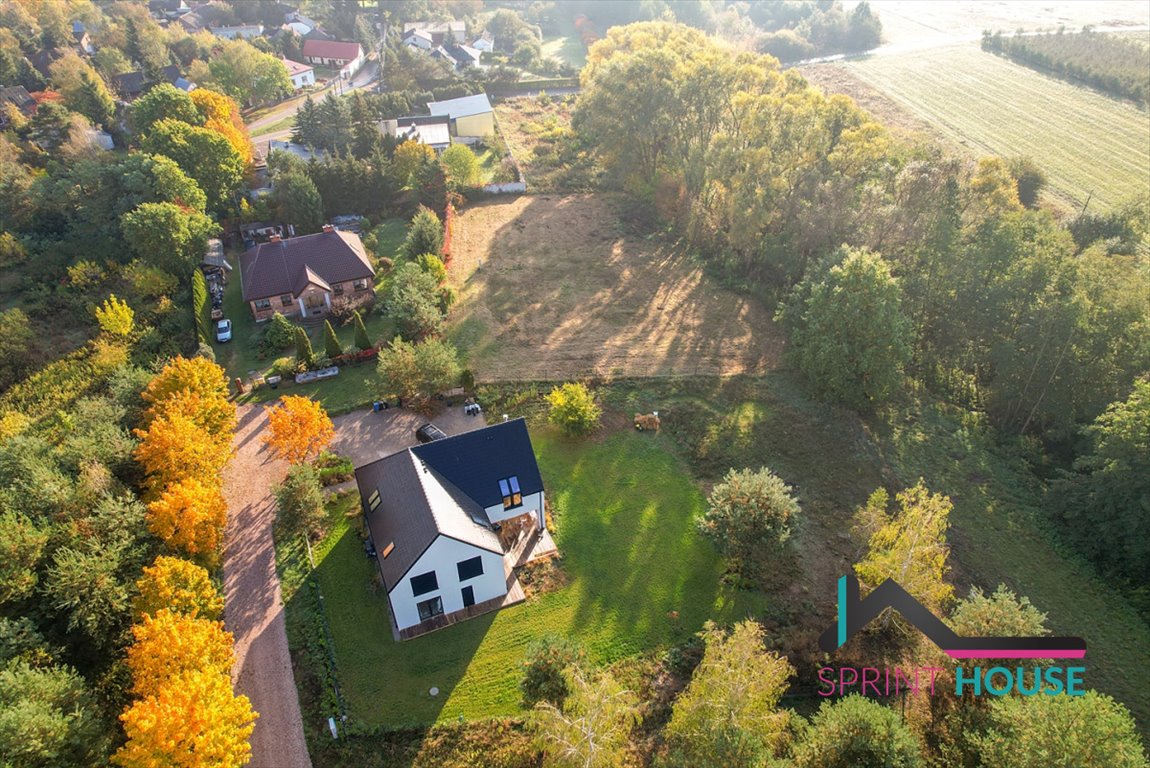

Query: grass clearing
493 95 599 191
541 14 588 69
306 425 768 726
828 44 1150 211
446 194 784 380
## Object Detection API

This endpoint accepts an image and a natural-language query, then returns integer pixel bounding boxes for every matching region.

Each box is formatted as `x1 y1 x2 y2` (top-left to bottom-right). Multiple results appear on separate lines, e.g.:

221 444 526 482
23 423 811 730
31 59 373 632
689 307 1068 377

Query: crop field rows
845 45 1150 211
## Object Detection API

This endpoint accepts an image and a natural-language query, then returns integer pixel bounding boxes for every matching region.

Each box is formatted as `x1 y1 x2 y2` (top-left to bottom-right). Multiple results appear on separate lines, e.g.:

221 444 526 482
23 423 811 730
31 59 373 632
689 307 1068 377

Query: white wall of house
388 536 505 631
289 69 315 88
485 490 544 530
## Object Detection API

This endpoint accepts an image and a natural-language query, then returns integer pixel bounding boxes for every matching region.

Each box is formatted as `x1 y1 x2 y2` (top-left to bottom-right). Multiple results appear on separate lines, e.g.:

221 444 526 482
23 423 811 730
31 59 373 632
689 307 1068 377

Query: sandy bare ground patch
448 195 784 381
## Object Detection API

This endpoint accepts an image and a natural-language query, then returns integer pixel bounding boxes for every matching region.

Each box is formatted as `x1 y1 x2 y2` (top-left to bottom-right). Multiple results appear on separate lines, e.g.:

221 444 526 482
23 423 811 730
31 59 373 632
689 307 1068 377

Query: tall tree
191 269 211 344
854 481 954 617
293 327 314 369
134 556 223 621
352 310 372 351
383 263 444 340
664 620 794 767
0 660 107 768
121 202 218 277
141 119 245 213
440 143 481 189
532 668 639 768
793 695 922 768
697 466 800 576
134 411 232 494
1051 378 1150 586
322 320 343 358
145 477 228 566
272 171 324 234
973 692 1146 768
399 205 444 260
263 395 335 465
204 39 291 105
131 83 203 135
779 246 911 410
114 669 257 768
125 610 234 698
376 336 461 403
190 88 252 166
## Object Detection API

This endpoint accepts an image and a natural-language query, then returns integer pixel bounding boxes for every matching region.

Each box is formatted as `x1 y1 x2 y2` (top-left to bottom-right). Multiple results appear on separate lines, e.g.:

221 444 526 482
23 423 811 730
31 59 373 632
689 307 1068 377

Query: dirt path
223 405 313 768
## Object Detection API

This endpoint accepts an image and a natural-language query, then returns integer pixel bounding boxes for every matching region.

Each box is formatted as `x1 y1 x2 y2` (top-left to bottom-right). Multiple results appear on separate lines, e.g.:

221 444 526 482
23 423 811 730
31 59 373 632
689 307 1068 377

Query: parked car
215 318 232 343
415 423 447 443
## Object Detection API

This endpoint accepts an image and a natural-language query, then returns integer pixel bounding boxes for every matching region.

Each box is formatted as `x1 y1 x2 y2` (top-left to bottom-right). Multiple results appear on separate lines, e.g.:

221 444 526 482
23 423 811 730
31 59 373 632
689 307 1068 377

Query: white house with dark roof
239 226 374 321
354 419 553 638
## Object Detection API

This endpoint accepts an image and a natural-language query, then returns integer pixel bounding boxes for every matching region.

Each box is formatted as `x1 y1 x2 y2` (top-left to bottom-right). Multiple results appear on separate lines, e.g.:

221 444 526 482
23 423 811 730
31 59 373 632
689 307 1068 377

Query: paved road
223 405 313 768
247 57 380 145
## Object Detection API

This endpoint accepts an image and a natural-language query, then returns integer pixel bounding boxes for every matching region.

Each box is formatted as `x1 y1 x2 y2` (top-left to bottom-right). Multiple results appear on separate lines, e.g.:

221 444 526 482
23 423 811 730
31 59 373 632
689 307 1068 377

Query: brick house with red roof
240 226 375 321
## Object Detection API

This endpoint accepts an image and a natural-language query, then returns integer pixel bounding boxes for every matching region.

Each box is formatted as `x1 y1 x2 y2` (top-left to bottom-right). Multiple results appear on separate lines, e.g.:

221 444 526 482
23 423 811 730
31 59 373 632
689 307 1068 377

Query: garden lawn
309 425 768 727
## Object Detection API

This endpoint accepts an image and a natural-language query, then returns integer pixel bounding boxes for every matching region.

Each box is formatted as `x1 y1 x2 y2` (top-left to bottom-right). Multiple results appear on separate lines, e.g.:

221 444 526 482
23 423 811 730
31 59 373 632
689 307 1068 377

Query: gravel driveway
223 405 312 768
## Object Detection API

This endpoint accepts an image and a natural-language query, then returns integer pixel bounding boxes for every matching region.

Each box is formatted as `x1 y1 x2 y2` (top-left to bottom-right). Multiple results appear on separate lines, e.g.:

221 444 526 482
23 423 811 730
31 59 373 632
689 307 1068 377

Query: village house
354 418 555 638
426 92 495 139
381 114 452 152
301 39 365 79
239 225 375 321
281 57 315 89
402 19 466 46
209 23 265 40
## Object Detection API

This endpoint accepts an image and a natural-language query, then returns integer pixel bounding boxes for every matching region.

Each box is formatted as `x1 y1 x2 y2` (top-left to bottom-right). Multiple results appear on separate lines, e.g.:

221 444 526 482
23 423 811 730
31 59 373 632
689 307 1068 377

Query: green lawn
303 426 767 727
250 113 296 139
541 15 587 70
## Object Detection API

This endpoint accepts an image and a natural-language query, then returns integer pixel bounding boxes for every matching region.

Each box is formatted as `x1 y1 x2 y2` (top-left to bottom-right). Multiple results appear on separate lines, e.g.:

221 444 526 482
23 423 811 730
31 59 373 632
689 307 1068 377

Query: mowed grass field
843 44 1150 211
308 427 767 726
446 195 784 380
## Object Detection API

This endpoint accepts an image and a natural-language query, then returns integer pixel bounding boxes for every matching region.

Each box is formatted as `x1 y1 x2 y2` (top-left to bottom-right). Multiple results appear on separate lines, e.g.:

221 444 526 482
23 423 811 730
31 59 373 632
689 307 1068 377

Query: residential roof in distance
301 38 362 60
426 92 493 119
281 57 313 76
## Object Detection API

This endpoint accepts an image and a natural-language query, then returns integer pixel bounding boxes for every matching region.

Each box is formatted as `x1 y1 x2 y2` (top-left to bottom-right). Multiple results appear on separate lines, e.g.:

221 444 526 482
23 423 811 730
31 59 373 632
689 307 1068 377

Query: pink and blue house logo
819 574 1086 658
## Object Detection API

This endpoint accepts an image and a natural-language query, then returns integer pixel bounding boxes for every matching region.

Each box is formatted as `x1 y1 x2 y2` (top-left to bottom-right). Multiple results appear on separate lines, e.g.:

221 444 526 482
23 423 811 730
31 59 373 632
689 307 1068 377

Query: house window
461 586 475 607
254 298 272 310
353 278 369 290
367 489 380 511
499 476 522 510
456 556 483 582
417 596 443 621
280 294 293 307
333 283 344 295
410 571 438 597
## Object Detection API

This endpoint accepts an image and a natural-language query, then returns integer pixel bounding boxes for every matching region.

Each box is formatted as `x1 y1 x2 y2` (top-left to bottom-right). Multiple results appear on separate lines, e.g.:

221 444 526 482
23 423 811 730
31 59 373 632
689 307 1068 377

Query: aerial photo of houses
0 0 1147 766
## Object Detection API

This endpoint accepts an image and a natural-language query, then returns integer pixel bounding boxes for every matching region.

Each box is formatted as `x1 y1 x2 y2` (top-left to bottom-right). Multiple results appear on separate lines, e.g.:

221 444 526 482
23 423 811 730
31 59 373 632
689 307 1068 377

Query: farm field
445 195 784 381
829 44 1150 211
301 426 768 726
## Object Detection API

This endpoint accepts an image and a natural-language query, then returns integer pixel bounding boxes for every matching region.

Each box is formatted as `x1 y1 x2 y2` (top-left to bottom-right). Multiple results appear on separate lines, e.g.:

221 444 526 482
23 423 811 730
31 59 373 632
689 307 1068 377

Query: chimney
268 234 282 243
322 224 334 233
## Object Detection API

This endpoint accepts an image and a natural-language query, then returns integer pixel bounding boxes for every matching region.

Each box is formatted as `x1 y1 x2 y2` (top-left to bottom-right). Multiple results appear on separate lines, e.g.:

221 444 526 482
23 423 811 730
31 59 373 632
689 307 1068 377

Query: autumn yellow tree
392 140 436 185
94 294 135 337
135 411 232 494
115 669 257 768
157 386 238 438
141 355 232 423
146 477 228 564
263 395 335 464
126 609 234 698
191 88 253 166
134 556 224 620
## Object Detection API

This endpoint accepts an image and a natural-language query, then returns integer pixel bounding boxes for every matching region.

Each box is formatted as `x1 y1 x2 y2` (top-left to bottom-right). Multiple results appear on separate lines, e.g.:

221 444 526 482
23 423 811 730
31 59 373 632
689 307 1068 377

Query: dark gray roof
113 70 148 96
0 86 33 109
358 451 501 589
239 230 373 302
411 418 544 509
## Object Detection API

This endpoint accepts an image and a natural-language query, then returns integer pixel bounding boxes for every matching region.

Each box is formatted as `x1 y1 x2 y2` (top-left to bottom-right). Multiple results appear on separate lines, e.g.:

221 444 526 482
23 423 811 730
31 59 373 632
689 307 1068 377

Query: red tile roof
281 57 313 76
301 39 362 62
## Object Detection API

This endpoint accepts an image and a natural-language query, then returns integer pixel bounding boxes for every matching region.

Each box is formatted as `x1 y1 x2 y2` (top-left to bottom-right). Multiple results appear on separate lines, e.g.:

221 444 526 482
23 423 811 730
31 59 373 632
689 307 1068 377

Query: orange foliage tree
125 609 234 698
134 555 225 622
263 395 335 464
191 88 253 166
146 477 228 565
141 356 233 424
114 669 257 768
135 411 232 494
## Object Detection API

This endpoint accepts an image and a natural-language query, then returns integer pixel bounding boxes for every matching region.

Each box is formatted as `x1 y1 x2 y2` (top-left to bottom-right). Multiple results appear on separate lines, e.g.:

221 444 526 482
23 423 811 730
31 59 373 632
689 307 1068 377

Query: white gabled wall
388 535 505 631
485 491 545 530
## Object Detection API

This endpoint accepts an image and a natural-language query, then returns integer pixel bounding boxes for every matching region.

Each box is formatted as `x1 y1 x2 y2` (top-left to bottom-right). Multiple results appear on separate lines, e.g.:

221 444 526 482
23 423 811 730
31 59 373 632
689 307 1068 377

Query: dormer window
499 476 521 510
